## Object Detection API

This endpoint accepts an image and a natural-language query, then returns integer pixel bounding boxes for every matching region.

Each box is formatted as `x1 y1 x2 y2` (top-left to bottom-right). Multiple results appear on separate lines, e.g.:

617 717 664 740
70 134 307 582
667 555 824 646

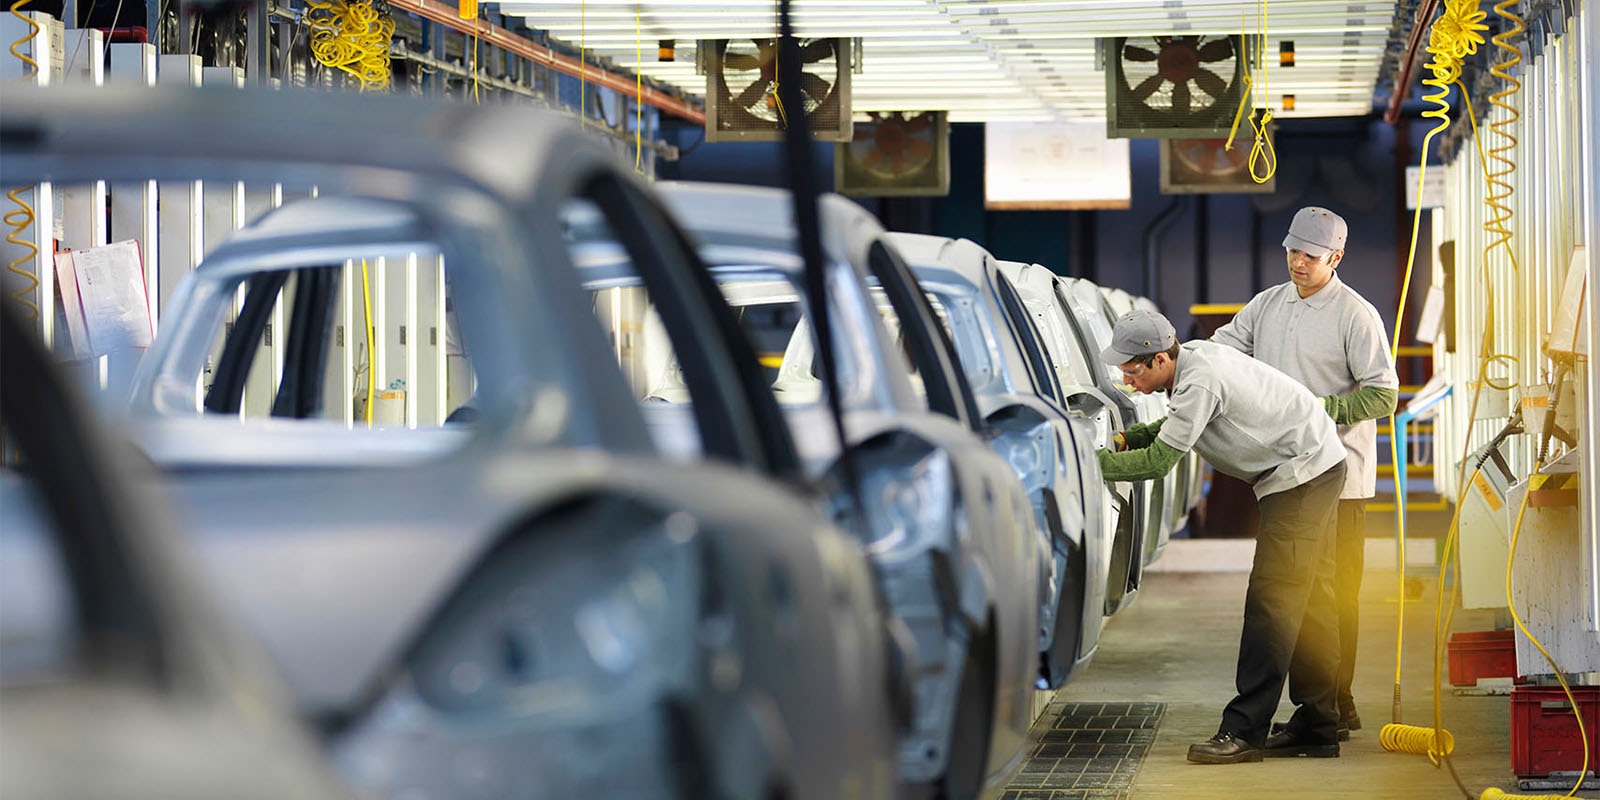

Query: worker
1211 206 1399 743
1097 309 1347 764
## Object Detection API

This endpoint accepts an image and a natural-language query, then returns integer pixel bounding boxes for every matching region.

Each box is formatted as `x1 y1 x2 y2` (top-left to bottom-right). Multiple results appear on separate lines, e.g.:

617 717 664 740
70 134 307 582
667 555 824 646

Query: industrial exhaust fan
1104 35 1248 139
701 38 853 142
835 111 949 197
1158 129 1276 194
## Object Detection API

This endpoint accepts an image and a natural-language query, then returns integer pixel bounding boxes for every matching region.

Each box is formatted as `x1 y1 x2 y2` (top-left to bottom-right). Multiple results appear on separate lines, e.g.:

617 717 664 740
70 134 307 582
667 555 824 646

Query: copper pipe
387 0 706 124
1385 0 1441 124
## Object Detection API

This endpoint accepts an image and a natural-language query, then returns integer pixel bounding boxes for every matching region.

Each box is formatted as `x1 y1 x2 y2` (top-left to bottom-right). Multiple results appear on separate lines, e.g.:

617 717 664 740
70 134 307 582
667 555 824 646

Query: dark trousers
1218 463 1344 745
1334 499 1365 716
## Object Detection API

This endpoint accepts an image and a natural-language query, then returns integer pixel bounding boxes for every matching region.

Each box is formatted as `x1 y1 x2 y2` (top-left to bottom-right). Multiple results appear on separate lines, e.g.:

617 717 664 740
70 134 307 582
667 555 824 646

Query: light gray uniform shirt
1211 274 1399 499
1156 341 1347 500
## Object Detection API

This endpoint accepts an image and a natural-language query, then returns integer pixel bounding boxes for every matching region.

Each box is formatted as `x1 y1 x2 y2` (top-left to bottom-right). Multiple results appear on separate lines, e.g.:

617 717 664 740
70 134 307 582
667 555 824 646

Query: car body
0 304 356 800
886 233 1109 692
1 85 900 800
624 182 1044 797
996 261 1150 613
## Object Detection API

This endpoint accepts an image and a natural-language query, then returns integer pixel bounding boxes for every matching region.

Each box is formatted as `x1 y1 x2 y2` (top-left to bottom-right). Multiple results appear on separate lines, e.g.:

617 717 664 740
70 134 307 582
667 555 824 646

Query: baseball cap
1282 206 1348 257
1101 309 1178 365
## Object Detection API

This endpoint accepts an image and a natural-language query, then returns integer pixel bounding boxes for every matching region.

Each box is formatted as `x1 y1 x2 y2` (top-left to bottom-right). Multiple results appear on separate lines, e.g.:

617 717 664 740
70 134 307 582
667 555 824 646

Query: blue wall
659 115 1437 357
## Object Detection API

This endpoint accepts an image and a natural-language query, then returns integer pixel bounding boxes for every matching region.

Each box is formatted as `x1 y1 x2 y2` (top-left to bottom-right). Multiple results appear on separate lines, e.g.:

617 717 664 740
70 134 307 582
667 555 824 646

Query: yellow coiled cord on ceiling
1482 0 1523 269
1383 0 1486 754
6 0 40 323
306 0 392 91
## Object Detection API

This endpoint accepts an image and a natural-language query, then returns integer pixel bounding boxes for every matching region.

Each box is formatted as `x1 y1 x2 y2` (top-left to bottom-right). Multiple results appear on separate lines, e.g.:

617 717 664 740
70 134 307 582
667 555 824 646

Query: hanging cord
6 0 40 323
578 0 585 124
1382 0 1487 745
1482 0 1523 278
471 26 479 103
1247 0 1276 182
306 0 392 90
634 6 642 172
1224 2 1276 182
360 259 375 427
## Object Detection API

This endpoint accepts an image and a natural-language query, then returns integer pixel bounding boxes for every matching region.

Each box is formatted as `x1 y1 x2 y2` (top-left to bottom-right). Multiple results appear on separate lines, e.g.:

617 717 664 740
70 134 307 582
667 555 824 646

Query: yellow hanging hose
360 259 375 427
6 0 41 323
1223 0 1276 183
306 0 392 91
1382 0 1487 747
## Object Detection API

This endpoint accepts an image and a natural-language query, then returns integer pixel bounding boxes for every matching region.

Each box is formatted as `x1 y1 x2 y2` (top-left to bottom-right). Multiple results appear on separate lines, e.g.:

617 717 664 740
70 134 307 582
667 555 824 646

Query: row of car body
0 86 1198 800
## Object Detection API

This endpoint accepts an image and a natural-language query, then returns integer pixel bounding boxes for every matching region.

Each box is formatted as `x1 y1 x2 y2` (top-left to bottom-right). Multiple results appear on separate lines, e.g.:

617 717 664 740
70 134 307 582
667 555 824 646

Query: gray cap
1101 309 1177 365
1282 206 1348 257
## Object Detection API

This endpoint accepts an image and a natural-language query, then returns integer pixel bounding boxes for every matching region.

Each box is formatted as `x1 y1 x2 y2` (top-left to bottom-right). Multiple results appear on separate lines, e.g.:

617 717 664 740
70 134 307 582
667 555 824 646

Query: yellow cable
1382 0 1487 743
307 0 392 91
1247 0 1276 183
579 0 585 124
6 1 40 323
4 188 38 323
635 7 642 173
471 26 479 103
360 259 375 427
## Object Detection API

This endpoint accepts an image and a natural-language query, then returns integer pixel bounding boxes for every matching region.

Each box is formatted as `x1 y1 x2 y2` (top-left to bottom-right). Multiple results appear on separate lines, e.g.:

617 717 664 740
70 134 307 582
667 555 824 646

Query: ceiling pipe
1384 0 1440 124
387 0 707 124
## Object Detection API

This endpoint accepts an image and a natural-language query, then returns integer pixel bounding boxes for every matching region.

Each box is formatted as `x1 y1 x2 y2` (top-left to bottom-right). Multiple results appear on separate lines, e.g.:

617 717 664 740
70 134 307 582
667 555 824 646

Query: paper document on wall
55 240 154 358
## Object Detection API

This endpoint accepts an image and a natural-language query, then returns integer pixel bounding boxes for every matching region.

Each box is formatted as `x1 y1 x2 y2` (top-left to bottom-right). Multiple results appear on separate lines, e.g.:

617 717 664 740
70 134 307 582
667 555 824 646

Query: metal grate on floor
1000 701 1165 800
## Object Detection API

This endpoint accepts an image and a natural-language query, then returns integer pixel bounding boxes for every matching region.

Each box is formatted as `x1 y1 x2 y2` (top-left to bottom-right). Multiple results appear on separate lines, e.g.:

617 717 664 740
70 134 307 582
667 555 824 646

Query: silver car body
996 261 1148 614
1 86 900 800
886 233 1109 690
0 304 355 800
647 182 1044 792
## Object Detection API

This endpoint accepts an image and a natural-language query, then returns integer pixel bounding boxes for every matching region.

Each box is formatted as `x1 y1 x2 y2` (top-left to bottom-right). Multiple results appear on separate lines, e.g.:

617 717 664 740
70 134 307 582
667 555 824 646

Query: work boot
1271 719 1349 741
1263 727 1341 758
1341 708 1362 731
1186 732 1263 764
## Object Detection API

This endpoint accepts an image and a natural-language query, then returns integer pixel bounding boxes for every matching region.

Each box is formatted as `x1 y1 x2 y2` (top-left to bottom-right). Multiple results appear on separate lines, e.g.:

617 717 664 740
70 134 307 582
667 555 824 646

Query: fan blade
1172 79 1191 113
891 151 906 174
723 52 761 71
862 149 884 170
800 39 834 63
906 138 934 159
1193 68 1227 99
734 80 768 109
1197 37 1234 62
1132 73 1164 102
1123 44 1159 62
800 71 832 104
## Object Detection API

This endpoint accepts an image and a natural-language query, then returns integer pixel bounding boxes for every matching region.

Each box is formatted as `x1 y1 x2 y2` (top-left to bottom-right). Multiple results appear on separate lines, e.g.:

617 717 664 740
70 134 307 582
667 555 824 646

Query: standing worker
1211 206 1399 743
1096 309 1347 764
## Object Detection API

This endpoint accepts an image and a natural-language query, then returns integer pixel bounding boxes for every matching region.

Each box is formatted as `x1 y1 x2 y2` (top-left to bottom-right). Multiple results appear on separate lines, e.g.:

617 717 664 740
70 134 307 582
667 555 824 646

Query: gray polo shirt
1211 274 1399 499
1156 341 1346 500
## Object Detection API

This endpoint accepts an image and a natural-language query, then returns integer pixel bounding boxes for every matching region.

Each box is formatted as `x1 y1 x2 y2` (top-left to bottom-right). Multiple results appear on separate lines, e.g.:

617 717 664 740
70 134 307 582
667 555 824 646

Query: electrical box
1459 442 1516 609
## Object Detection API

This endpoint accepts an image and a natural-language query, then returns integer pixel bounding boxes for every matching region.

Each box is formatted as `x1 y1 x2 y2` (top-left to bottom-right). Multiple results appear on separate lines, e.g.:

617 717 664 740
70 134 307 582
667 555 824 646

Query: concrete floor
1037 566 1600 799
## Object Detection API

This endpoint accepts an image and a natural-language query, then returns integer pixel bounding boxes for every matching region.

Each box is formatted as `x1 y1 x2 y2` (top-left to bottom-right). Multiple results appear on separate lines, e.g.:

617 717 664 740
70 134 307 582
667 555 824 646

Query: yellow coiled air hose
1384 0 1487 753
6 0 41 322
306 0 392 91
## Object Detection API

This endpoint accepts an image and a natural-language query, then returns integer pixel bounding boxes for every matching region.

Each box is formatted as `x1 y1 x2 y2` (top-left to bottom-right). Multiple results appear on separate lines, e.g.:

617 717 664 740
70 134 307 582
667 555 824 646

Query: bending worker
1212 206 1399 741
1096 309 1347 764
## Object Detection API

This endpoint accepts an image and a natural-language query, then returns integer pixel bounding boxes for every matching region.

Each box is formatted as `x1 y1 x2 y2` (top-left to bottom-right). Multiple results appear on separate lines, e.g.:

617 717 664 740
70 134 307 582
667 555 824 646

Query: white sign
985 122 1131 210
1405 164 1446 209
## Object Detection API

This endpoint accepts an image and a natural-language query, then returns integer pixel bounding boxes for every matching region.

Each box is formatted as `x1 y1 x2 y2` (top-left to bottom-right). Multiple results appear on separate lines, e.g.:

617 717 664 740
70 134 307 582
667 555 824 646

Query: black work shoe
1187 732 1264 764
1342 709 1362 732
1264 727 1341 758
1270 720 1350 741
